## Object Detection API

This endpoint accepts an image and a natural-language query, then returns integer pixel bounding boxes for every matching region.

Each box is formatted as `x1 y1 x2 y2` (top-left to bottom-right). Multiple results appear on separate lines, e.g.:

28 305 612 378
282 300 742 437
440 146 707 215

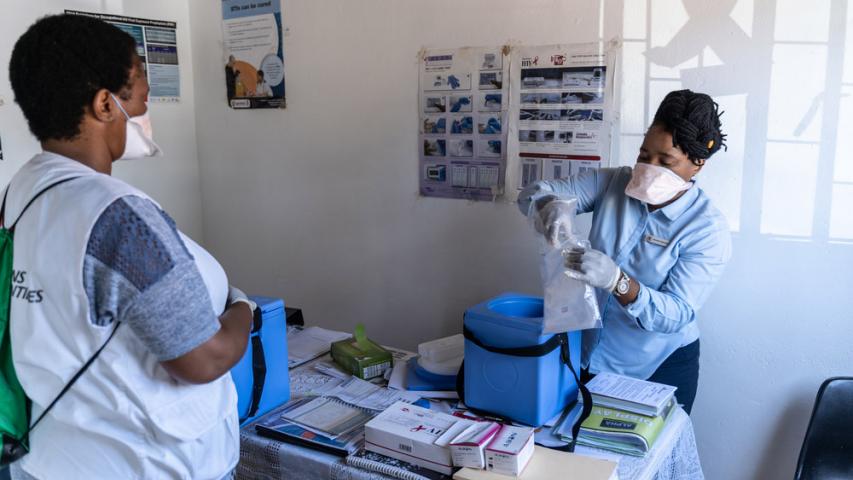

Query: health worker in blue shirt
518 90 732 414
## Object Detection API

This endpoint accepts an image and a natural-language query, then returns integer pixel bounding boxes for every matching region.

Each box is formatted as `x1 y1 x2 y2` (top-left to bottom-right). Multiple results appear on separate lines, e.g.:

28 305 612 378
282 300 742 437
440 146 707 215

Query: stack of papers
255 397 365 456
288 327 352 368
282 396 373 438
329 377 421 411
574 398 676 457
584 372 676 417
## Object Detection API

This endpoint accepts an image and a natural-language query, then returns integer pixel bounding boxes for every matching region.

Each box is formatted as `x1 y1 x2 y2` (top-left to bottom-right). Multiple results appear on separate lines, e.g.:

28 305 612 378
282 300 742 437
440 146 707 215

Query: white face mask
624 163 691 205
110 94 162 160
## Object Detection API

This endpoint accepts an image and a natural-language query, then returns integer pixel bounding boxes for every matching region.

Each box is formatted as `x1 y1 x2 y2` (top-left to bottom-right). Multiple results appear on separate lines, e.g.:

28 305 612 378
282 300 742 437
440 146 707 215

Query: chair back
795 377 853 479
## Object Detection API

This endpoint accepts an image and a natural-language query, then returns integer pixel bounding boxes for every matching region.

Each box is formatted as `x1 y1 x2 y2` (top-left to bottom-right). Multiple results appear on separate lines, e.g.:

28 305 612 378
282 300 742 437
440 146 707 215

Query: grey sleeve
83 196 221 361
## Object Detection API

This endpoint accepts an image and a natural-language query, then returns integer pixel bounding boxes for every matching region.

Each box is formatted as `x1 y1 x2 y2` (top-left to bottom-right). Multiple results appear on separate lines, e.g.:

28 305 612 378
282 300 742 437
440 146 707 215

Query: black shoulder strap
554 333 593 453
458 327 592 452
28 321 122 432
240 308 266 423
1 176 80 230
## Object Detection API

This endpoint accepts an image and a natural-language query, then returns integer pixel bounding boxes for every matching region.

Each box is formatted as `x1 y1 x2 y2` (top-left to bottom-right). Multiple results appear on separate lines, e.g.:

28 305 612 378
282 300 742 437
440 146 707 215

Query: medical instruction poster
419 47 510 201
65 10 180 102
508 43 617 195
221 0 286 109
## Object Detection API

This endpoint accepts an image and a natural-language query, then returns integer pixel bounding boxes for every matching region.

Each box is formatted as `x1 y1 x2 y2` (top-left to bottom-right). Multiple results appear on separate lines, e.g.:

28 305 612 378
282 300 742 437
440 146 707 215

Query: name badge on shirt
644 234 670 247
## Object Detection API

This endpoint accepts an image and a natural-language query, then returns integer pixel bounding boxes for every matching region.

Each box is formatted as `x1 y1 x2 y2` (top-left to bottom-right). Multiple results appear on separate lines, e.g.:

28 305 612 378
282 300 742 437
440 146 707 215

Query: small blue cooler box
463 293 581 426
230 296 290 425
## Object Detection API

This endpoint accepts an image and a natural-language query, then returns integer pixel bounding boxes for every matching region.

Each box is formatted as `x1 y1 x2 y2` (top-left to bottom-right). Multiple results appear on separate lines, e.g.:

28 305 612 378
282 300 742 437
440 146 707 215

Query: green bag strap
0 176 122 432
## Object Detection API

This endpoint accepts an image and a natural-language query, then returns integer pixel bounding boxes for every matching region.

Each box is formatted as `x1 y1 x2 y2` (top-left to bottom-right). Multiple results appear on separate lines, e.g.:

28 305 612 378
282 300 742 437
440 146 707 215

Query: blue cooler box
230 296 290 426
463 293 581 426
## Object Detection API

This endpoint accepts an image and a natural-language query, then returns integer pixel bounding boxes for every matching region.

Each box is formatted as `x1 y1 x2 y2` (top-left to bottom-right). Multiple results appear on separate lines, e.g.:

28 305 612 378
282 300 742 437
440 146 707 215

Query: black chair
795 377 853 479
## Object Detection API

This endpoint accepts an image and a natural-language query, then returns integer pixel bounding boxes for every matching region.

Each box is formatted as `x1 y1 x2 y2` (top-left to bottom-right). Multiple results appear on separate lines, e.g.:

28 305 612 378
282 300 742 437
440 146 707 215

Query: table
236 358 704 480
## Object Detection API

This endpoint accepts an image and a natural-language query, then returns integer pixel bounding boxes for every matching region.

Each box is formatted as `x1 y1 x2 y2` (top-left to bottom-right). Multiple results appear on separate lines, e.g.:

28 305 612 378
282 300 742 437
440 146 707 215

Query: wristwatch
613 270 631 296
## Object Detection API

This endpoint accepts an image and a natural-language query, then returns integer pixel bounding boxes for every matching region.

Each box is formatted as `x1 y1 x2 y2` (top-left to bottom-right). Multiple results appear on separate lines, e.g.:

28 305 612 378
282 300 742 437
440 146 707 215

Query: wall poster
65 10 180 102
418 47 510 201
508 42 618 197
221 0 286 109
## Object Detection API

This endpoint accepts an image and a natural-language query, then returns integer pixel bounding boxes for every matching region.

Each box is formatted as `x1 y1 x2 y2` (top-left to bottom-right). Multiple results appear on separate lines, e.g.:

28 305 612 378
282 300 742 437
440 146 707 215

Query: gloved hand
228 285 257 313
539 199 576 246
563 247 620 291
517 180 554 216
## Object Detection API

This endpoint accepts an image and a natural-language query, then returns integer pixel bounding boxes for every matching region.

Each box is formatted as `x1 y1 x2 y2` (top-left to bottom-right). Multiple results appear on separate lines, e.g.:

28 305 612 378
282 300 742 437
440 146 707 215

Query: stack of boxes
364 402 536 476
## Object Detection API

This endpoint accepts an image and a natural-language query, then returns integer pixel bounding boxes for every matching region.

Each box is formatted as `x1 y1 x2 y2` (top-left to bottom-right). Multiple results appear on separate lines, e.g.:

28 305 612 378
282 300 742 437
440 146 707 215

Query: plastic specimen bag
530 197 602 333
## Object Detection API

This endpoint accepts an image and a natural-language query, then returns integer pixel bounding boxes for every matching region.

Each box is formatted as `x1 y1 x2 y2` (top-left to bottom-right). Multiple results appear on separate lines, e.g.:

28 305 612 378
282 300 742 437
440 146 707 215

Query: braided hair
652 90 726 166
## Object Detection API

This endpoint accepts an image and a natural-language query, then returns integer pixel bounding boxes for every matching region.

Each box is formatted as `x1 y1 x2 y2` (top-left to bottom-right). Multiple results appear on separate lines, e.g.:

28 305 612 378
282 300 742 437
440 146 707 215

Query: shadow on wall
620 0 853 479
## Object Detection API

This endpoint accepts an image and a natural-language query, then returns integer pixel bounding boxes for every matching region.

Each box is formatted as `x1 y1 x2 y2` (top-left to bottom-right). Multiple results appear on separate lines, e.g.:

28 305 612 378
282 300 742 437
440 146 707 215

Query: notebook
453 446 618 480
346 450 452 480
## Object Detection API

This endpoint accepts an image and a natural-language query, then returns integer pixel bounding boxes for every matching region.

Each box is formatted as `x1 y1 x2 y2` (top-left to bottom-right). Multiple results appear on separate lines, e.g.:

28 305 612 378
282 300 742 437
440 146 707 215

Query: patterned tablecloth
237 406 703 480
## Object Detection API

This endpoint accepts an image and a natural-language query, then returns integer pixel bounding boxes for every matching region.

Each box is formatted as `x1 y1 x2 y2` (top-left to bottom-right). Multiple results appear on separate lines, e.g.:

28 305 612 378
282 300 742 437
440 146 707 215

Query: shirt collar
657 181 699 221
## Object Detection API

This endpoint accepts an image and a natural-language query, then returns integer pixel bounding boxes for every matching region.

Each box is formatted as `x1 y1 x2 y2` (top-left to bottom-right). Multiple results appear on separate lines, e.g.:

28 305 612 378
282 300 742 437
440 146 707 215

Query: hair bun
652 89 727 163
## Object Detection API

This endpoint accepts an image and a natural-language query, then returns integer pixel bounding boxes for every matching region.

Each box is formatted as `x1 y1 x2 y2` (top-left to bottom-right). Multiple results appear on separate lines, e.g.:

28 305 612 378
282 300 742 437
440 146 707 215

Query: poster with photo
221 0 286 109
507 42 617 195
419 47 509 201
65 10 180 102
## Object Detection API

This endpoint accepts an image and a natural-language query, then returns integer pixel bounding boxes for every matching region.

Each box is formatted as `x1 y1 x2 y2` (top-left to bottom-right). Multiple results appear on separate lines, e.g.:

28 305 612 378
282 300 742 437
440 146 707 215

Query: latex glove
228 285 257 313
539 199 576 246
517 180 554 216
563 247 620 291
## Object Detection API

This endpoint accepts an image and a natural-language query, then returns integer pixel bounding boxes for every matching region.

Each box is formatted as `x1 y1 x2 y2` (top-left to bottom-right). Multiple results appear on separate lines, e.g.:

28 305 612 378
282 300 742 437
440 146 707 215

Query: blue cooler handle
457 326 593 452
240 307 267 424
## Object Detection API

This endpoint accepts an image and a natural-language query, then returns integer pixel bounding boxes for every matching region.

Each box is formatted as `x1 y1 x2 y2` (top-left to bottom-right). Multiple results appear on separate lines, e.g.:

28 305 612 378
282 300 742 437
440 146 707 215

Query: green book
575 398 676 457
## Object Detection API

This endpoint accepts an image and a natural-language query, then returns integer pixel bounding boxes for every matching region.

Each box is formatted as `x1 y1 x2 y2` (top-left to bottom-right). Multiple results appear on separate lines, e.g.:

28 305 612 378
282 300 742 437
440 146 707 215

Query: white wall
2 1 850 479
195 1 853 479
617 1 853 479
0 0 205 239
187 0 622 345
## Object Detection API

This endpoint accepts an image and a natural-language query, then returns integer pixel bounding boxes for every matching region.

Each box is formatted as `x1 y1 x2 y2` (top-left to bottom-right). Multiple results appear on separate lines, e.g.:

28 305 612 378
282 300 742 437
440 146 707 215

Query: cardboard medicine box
485 425 535 476
364 401 466 475
449 421 501 469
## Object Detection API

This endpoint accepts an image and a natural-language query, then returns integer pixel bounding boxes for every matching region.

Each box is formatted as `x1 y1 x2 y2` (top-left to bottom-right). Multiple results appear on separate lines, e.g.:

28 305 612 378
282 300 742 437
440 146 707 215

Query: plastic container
463 293 581 426
418 334 464 363
230 296 290 425
417 334 464 376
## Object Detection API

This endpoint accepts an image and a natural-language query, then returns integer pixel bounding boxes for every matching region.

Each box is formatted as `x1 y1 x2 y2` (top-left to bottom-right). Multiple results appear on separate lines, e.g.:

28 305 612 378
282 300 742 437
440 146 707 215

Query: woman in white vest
5 15 252 479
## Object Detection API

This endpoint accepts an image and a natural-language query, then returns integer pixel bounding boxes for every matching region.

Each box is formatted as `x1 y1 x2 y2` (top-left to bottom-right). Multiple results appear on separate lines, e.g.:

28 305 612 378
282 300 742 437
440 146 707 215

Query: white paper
287 326 351 368
289 369 345 397
586 372 677 409
329 377 421 411
312 360 352 380
282 397 373 438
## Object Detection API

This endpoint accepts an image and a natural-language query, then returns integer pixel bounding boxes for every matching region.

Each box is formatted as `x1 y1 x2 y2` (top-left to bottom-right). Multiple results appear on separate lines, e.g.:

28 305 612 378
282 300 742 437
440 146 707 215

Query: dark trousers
582 339 701 415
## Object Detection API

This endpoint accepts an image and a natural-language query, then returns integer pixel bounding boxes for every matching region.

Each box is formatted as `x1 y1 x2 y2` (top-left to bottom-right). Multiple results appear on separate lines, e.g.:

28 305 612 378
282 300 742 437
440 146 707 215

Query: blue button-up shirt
522 166 732 379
